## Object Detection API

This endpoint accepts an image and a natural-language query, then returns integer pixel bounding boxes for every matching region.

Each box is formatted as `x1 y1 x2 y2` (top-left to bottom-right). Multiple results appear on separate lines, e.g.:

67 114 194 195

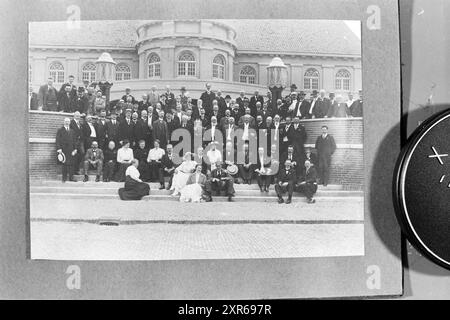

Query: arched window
239 65 256 84
335 69 351 91
177 51 196 76
212 54 226 80
82 63 96 83
49 62 65 84
116 63 131 81
148 53 161 78
304 68 320 90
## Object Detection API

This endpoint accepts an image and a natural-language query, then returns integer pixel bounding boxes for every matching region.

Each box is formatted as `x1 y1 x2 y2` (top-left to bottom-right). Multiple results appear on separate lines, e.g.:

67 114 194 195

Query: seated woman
115 139 134 182
118 159 150 200
170 152 196 196
179 164 207 203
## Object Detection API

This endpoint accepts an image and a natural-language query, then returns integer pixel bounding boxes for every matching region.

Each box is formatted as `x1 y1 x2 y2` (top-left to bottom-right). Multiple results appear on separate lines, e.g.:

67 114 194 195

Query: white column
258 63 269 87
322 64 335 92
354 64 362 92
34 57 47 85
199 46 214 80
161 46 175 79
139 53 146 79
66 58 79 82
290 63 303 89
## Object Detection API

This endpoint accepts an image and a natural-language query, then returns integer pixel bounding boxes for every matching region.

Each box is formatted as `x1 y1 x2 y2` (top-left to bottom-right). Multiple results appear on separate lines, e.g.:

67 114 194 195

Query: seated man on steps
204 160 235 202
83 141 104 182
274 160 296 204
295 160 318 204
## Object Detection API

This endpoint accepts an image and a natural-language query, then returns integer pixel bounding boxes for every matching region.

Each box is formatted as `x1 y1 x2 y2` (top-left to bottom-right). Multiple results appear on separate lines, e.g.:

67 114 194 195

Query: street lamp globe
267 57 288 109
95 52 117 109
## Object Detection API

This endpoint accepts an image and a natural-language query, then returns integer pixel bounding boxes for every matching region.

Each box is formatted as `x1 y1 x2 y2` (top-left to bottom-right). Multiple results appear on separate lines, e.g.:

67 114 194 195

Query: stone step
30 186 362 197
30 192 363 203
35 177 345 191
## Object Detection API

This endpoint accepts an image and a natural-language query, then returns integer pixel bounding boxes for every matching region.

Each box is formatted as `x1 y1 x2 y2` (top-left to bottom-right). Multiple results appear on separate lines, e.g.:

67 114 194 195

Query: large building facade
29 19 362 100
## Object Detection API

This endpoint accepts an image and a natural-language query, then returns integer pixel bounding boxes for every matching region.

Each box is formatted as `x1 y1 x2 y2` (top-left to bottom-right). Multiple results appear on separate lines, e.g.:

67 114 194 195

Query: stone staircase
30 174 363 203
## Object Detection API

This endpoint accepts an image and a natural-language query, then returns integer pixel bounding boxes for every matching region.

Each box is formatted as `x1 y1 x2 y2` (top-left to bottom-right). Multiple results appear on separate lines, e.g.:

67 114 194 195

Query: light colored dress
170 160 196 195
179 173 204 203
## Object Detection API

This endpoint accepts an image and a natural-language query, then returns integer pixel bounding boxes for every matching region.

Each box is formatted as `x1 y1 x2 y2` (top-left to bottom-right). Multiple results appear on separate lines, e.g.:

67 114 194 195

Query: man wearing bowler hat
56 117 77 182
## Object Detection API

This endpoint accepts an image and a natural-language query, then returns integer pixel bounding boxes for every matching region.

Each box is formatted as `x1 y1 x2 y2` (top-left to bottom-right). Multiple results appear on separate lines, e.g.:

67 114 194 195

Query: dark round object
394 108 450 270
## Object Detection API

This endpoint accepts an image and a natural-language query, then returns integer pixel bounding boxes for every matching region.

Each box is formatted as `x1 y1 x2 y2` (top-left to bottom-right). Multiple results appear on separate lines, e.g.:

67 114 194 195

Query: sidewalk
30 197 364 223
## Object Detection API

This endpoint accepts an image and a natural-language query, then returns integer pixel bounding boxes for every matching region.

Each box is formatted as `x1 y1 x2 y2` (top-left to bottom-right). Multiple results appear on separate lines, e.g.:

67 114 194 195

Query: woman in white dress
170 152 196 196
179 164 207 202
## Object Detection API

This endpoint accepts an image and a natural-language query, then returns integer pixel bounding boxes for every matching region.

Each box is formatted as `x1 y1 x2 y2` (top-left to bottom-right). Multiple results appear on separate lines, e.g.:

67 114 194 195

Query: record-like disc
394 109 450 270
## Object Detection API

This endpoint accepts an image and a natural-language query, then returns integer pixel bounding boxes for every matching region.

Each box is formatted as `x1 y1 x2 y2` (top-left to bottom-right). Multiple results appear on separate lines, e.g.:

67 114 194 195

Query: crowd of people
52 78 360 204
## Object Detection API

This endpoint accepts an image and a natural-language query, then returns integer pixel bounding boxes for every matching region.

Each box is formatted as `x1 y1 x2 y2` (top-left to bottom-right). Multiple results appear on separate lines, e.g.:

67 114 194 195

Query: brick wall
29 111 364 188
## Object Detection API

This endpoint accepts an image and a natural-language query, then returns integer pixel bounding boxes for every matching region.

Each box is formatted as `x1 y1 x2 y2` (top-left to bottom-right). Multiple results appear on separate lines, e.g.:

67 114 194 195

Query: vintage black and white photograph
28 19 364 261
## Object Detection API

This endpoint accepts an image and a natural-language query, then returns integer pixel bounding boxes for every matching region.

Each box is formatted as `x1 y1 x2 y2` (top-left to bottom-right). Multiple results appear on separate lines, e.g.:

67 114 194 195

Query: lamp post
266 56 288 110
94 52 116 110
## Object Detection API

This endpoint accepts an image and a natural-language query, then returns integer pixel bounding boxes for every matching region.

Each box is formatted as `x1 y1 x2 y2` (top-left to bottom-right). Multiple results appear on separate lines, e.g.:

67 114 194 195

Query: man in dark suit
161 144 176 190
106 111 120 147
95 111 108 150
280 145 301 179
198 108 210 128
82 115 99 151
305 148 318 167
58 75 77 99
179 114 194 137
249 90 264 118
38 77 58 111
284 84 298 102
293 91 311 119
153 110 169 150
134 110 152 148
73 88 89 114
216 90 227 114
29 86 39 110
326 92 338 118
56 117 77 182
349 90 363 117
83 141 104 182
280 116 293 154
165 112 179 146
314 90 331 119
103 140 117 182
204 160 235 202
162 85 176 111
236 90 246 110
69 111 84 173
118 109 135 147
308 90 327 119
230 103 242 124
271 99 284 119
275 160 296 204
295 160 318 203
138 94 150 114
315 125 336 187
289 117 307 165
121 87 136 104
57 86 75 113
134 140 150 182
199 83 216 115
257 101 271 121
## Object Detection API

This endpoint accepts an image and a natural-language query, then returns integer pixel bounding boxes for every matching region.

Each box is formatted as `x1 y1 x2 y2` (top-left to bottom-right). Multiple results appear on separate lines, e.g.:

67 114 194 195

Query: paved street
30 197 364 260
31 222 364 260
30 197 364 222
